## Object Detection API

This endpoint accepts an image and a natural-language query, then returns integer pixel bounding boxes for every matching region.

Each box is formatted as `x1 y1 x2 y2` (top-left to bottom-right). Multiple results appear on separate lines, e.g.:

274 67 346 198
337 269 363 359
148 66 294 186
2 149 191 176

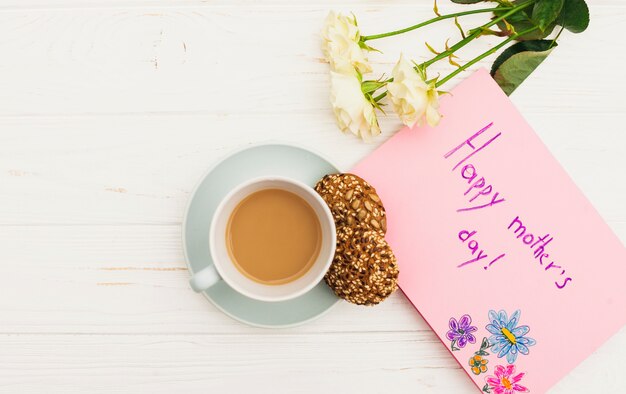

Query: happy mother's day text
442 122 572 289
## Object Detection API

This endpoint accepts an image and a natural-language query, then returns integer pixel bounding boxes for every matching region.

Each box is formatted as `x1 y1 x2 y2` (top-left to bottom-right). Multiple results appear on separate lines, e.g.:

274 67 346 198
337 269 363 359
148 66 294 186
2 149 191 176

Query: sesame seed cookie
324 226 399 305
314 173 387 234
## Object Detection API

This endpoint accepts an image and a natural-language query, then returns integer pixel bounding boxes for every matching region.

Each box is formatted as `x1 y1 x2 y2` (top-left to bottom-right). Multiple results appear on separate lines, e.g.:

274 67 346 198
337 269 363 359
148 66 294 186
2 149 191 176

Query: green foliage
453 0 589 93
532 0 564 31
467 0 589 39
493 3 547 41
560 0 590 33
490 39 555 95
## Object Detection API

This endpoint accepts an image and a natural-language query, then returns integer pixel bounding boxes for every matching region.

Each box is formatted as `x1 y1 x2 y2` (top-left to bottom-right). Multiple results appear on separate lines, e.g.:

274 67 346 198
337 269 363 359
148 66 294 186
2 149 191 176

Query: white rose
330 70 381 142
387 54 441 128
321 11 372 74
424 87 441 127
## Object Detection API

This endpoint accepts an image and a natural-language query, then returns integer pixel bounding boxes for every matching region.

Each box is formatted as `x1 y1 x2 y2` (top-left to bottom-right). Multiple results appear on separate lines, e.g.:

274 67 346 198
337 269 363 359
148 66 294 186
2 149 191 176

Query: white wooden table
1 1 624 392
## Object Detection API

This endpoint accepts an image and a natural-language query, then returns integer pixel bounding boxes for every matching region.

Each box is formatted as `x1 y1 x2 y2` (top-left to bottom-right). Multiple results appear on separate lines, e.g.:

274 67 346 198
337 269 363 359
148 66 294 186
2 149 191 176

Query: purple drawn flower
447 314 478 349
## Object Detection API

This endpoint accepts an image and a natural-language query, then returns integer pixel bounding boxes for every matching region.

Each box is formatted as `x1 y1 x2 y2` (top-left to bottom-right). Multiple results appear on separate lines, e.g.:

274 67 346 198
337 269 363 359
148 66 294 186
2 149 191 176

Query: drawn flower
321 11 372 74
486 310 536 364
387 54 441 128
469 355 489 375
484 365 529 394
329 70 381 141
446 314 477 349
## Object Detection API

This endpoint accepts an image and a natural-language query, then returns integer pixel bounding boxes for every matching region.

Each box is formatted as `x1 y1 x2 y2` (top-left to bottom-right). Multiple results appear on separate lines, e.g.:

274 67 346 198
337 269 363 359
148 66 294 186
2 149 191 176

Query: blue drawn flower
486 310 536 364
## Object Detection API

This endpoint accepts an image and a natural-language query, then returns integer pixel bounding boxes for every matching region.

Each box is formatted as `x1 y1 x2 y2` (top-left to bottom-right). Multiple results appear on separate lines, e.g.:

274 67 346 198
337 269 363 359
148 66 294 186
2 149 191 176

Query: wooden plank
0 224 433 334
0 2 624 393
0 5 623 117
0 332 472 393
0 330 623 393
1 0 624 9
0 114 624 229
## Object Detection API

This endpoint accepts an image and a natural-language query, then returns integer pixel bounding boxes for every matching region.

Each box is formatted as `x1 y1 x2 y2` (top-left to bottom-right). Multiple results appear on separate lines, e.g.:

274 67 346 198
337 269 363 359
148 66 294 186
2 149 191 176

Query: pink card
352 69 626 393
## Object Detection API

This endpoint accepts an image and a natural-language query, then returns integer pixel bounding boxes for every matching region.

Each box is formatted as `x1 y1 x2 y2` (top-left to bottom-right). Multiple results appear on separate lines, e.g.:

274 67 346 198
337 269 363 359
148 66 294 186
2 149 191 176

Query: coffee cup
189 176 336 302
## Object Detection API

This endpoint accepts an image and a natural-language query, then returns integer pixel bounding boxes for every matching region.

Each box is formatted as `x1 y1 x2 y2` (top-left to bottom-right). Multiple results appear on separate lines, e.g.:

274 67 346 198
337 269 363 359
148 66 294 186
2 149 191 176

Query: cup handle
189 265 221 292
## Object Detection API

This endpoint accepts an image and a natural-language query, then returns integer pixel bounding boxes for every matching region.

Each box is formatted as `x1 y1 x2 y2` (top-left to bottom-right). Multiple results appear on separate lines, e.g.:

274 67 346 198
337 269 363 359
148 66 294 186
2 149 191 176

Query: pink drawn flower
484 364 529 394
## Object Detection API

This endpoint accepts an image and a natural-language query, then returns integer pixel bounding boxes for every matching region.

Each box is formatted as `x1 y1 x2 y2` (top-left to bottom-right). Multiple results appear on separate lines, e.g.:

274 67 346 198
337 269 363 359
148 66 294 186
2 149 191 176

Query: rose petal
425 101 441 127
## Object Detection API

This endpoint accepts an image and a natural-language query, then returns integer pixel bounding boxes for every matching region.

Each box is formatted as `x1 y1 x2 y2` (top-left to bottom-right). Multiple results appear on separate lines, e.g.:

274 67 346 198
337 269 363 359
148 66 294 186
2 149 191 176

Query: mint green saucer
182 143 342 328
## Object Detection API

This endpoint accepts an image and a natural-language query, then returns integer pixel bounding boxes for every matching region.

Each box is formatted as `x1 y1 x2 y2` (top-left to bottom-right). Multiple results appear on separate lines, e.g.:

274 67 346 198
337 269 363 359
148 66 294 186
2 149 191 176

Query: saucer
182 143 342 328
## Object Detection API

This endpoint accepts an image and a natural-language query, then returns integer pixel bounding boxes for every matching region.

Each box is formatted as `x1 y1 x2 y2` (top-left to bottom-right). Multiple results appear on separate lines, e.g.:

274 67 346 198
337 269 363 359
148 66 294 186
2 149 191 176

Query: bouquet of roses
322 0 590 141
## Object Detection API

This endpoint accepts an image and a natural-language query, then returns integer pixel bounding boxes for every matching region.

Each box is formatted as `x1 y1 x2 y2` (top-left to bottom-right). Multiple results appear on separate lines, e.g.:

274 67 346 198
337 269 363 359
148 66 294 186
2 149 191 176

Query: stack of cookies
315 173 399 305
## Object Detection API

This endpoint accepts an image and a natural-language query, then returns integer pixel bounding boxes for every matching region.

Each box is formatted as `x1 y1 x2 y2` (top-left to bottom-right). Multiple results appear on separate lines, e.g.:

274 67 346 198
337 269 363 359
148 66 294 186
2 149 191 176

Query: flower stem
435 26 539 88
361 6 511 42
549 26 565 49
419 0 535 69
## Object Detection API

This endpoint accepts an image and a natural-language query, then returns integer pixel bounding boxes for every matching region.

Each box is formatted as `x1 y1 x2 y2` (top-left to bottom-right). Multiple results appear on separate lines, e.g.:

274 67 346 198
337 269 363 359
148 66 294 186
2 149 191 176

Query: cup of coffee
189 176 336 302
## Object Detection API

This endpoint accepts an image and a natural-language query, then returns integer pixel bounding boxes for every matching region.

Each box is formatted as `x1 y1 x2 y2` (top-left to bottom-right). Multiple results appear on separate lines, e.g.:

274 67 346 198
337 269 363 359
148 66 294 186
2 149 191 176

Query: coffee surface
226 189 322 285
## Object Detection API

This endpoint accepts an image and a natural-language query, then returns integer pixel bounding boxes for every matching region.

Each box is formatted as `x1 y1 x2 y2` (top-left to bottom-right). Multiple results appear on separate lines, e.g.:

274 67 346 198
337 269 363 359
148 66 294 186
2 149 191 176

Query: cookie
324 226 399 305
314 173 386 234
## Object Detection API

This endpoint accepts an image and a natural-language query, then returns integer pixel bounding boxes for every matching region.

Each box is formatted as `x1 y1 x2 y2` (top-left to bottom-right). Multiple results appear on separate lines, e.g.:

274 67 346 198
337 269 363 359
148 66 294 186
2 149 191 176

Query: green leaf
361 78 388 95
500 5 533 24
491 39 556 95
425 41 440 55
532 0 565 31
454 17 467 39
482 384 491 393
498 20 556 40
560 0 590 33
358 40 381 54
494 4 553 41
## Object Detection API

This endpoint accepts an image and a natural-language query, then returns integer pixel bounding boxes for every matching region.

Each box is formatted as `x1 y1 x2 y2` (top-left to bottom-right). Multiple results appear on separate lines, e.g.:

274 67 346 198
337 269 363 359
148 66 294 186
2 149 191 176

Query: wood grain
0 0 624 392
0 5 623 117
0 225 432 335
0 333 471 393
